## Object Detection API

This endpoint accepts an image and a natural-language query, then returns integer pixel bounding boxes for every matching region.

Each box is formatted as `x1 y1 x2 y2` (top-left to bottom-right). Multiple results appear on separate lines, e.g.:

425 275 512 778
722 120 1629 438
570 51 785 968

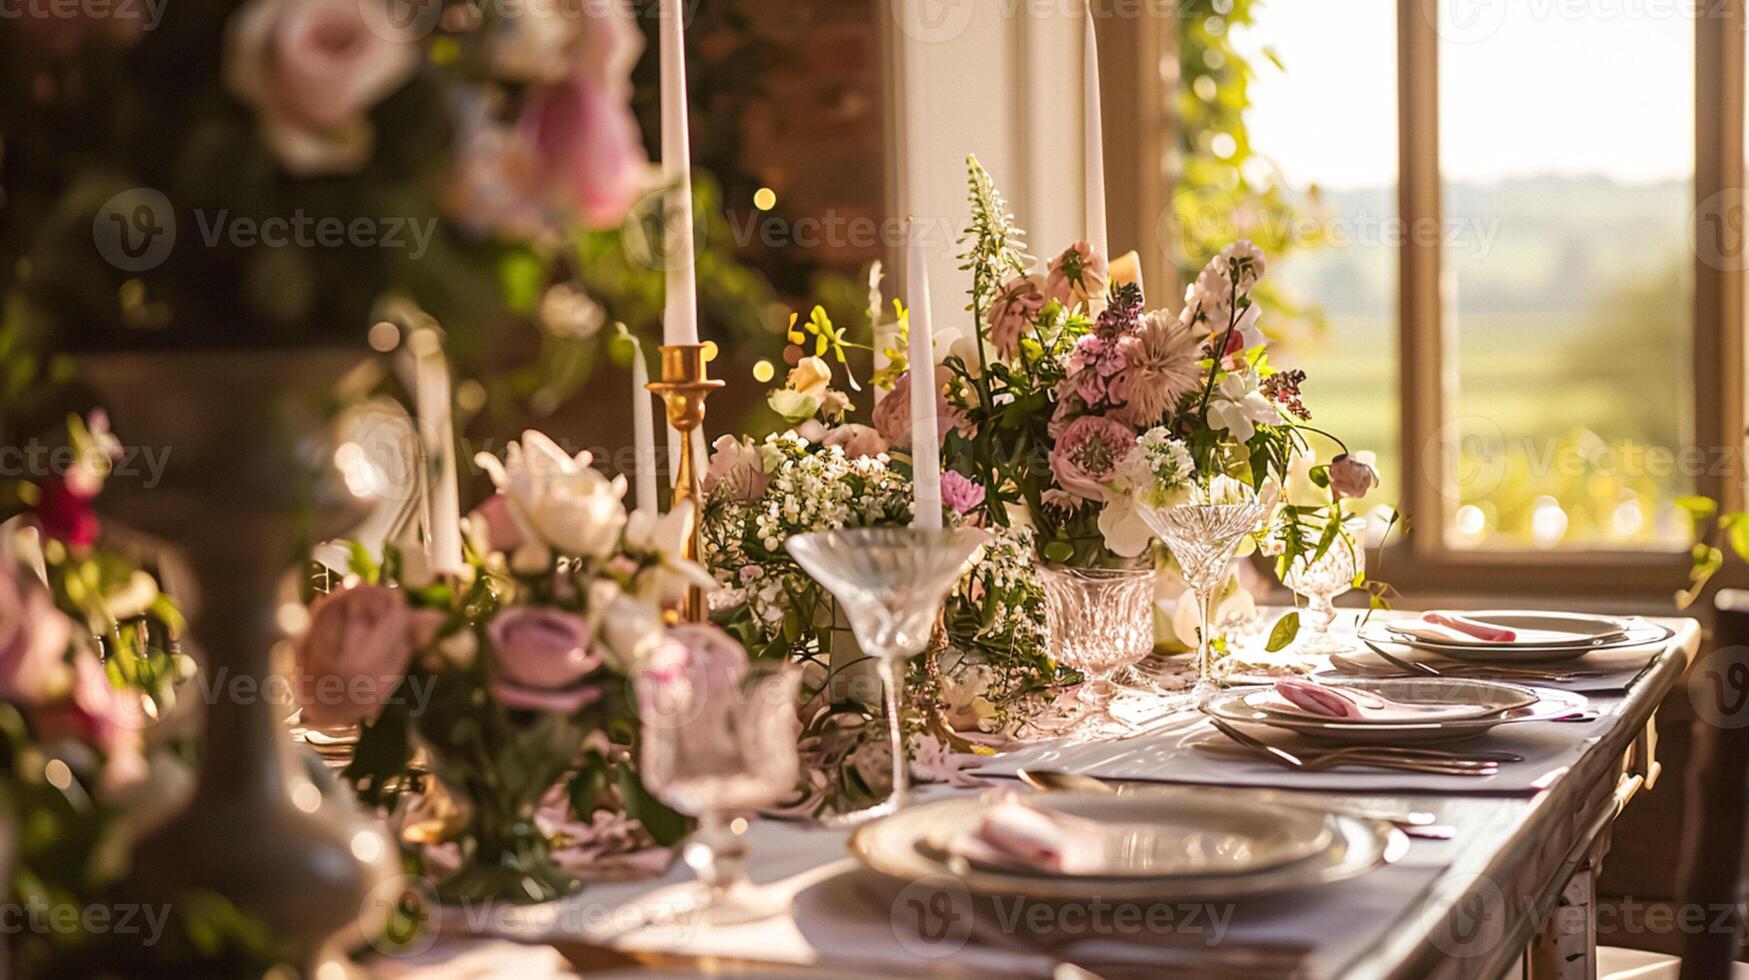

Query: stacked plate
1361 611 1671 664
850 792 1401 901
1202 676 1587 743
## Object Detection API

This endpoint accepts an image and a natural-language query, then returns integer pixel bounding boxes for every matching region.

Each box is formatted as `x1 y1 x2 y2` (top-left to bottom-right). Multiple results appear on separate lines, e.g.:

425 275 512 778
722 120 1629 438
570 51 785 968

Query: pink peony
1329 453 1380 500
824 423 889 460
986 275 1046 357
1049 415 1138 501
520 73 649 230
294 584 442 728
1044 241 1109 308
488 608 603 713
0 560 72 704
224 0 420 176
873 368 966 450
702 435 768 501
940 471 986 515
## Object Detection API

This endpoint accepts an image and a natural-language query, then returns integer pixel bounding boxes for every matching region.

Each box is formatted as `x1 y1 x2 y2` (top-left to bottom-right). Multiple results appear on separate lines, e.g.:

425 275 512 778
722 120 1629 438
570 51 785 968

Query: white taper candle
412 332 464 574
1083 2 1108 260
660 0 699 347
906 220 942 530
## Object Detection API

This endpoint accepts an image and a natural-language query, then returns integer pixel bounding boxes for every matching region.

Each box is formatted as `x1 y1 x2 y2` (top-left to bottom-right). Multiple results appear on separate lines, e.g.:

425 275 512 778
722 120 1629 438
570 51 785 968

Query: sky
1230 1 1696 190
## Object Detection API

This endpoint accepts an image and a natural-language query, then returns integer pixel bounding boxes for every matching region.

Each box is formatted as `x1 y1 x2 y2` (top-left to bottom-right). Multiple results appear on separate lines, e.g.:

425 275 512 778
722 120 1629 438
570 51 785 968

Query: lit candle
906 220 942 530
1083 3 1108 261
412 331 464 574
660 0 699 347
622 327 658 516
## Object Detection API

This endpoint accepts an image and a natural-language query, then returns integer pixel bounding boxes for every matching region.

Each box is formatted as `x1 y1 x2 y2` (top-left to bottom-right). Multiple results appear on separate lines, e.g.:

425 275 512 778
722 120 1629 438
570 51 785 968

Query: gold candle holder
647 343 724 622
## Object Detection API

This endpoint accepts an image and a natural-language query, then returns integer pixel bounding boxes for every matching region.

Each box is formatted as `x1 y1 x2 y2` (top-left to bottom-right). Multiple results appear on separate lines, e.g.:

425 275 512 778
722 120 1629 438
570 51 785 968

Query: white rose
597 593 665 674
475 430 627 560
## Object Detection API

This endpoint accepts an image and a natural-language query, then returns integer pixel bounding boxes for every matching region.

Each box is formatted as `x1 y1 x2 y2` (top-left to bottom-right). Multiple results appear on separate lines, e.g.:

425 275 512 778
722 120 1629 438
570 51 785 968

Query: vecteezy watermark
0 898 172 945
174 666 438 731
361 874 705 958
93 188 438 273
0 0 167 32
1693 187 1749 273
1161 201 1505 262
0 440 170 489
1421 416 1749 500
724 211 959 253
891 0 1174 43
1421 0 1732 45
359 0 708 44
887 875 1235 959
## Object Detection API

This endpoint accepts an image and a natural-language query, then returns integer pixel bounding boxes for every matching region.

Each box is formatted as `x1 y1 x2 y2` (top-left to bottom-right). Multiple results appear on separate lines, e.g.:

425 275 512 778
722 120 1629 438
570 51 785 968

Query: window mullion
1398 0 1444 559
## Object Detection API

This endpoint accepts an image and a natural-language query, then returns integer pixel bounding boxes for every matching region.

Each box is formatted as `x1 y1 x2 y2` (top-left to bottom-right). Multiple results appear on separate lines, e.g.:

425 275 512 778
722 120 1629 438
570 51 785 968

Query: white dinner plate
851 792 1402 901
1361 619 1672 664
1203 683 1585 744
942 793 1333 879
1386 611 1628 649
1248 678 1538 724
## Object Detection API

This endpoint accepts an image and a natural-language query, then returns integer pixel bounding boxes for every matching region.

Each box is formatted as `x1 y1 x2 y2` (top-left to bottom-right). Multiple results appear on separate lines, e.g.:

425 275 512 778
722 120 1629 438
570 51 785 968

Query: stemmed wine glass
785 527 988 822
639 659 802 924
1138 497 1267 702
1038 565 1156 737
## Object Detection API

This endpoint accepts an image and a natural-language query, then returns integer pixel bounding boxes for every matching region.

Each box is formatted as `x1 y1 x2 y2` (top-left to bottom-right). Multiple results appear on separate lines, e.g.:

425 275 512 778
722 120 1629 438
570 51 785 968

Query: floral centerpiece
0 412 194 975
295 430 713 903
934 158 1382 664
700 305 1058 814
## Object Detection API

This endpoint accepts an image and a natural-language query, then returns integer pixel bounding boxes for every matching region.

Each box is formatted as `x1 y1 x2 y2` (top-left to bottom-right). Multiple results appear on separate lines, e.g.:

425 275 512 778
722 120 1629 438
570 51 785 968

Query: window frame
1375 0 1747 598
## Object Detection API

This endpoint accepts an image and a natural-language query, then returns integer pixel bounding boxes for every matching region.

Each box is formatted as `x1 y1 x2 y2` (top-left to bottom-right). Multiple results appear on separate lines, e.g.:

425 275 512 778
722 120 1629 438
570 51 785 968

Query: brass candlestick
648 343 724 622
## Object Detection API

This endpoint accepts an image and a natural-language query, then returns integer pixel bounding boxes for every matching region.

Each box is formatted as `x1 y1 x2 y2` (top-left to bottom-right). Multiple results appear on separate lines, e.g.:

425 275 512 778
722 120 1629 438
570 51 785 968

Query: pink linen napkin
1425 612 1517 642
1273 679 1367 719
950 795 1108 874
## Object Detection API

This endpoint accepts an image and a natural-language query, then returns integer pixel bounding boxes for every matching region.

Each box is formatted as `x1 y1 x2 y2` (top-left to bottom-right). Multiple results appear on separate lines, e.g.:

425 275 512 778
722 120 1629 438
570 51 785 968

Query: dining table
408 610 1702 980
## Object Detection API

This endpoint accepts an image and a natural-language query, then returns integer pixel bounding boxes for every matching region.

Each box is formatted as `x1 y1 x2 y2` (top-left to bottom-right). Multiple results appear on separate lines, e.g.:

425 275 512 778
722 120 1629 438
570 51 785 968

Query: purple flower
488 607 603 713
940 471 987 515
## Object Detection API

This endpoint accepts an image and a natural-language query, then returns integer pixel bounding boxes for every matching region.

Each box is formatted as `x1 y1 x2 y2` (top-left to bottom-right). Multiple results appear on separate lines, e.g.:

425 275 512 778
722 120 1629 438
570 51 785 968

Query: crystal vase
1039 564 1156 732
1139 501 1267 701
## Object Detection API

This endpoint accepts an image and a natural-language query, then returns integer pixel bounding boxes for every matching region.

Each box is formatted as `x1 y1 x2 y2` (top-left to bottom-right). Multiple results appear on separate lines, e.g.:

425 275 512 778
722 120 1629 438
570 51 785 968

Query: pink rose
940 471 986 515
1049 415 1137 501
0 560 72 705
1044 241 1109 308
488 608 603 713
872 368 965 450
224 0 420 176
986 275 1046 357
520 73 649 230
702 435 768 502
468 493 525 555
823 424 889 460
1328 453 1381 500
294 584 441 728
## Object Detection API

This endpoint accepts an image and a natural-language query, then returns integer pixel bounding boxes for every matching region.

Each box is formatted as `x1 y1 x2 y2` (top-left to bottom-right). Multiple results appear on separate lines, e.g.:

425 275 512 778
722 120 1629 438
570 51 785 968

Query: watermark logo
621 187 706 275
1424 415 1509 501
359 0 443 43
1424 0 1511 44
893 0 976 43
889 873 974 959
1422 871 1509 959
1690 644 1749 729
93 188 175 273
361 874 440 957
1692 187 1749 272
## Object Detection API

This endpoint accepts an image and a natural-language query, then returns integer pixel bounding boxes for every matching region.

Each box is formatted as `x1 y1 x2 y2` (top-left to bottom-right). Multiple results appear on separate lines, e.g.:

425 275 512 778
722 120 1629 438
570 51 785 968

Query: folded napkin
950 795 1107 874
1269 679 1475 723
1425 612 1516 642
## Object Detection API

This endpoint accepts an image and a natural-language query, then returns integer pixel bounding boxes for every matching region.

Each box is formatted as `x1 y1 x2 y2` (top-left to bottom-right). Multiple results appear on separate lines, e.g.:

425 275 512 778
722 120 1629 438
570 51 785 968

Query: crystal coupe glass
1139 500 1267 702
786 527 988 821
